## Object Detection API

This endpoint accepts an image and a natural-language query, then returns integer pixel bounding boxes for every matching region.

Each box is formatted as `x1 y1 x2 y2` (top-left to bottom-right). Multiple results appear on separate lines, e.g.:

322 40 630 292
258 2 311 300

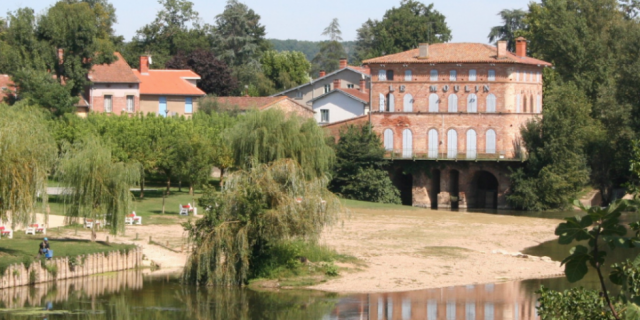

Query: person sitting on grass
39 237 51 259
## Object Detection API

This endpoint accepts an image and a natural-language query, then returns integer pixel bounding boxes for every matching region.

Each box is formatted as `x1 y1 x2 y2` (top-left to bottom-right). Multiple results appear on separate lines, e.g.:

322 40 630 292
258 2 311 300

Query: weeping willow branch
0 104 56 228
183 159 341 286
56 136 141 235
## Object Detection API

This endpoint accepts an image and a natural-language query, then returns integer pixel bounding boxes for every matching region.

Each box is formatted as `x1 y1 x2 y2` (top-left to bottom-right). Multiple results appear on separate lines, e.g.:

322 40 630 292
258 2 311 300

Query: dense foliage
487 9 527 51
260 50 311 91
330 125 400 204
166 49 238 96
183 159 340 286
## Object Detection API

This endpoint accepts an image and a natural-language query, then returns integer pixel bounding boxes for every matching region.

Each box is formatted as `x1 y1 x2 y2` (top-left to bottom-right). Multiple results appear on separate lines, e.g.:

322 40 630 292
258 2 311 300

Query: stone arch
393 168 413 206
470 170 499 209
430 169 441 209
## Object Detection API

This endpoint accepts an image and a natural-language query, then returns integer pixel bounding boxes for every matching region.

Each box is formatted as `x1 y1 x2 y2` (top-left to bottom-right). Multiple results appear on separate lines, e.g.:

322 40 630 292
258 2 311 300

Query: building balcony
384 148 526 162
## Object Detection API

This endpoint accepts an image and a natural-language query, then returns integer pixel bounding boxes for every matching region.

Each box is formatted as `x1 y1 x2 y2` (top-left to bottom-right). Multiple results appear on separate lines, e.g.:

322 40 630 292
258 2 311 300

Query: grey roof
271 67 371 97
308 89 369 105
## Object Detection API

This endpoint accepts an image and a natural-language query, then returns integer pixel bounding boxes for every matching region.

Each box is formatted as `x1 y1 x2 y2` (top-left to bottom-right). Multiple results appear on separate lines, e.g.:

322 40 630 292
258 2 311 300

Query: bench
84 219 104 229
0 226 13 239
179 204 197 216
25 224 47 235
125 212 142 225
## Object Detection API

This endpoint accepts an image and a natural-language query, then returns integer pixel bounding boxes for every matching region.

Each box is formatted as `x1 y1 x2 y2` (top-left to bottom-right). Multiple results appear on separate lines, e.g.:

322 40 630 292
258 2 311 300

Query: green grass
340 198 421 211
0 233 135 276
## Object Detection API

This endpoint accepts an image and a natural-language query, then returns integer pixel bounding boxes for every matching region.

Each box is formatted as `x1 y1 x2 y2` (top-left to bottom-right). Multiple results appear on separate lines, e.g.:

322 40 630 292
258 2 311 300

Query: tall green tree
354 0 451 62
487 9 527 51
166 49 238 96
312 19 347 76
260 50 311 91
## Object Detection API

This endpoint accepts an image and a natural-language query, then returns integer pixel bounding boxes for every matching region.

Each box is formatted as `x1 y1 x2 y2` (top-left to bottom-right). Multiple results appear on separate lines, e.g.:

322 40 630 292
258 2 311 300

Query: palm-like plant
488 9 527 52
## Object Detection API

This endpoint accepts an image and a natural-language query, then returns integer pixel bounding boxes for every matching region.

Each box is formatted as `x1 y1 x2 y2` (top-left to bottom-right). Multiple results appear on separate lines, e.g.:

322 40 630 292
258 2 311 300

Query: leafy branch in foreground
183 159 341 286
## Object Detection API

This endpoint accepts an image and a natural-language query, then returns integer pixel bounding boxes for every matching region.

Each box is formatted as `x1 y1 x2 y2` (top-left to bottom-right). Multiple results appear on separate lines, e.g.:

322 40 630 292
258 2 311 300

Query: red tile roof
349 66 371 75
213 96 287 110
132 69 205 96
363 43 552 66
89 52 140 83
337 88 370 102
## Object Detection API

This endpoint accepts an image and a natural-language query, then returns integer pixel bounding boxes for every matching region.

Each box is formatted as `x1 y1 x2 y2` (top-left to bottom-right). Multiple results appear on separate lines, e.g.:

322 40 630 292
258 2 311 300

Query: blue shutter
159 96 167 116
185 97 193 113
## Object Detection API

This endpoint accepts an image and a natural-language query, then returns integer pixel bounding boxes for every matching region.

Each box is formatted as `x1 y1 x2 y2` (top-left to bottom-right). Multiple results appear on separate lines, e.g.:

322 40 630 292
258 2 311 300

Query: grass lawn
340 198 420 211
0 233 135 276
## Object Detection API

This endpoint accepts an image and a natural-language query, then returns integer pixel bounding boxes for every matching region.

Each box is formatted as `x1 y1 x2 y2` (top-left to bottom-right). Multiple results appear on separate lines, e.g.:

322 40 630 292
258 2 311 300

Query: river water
1 209 638 320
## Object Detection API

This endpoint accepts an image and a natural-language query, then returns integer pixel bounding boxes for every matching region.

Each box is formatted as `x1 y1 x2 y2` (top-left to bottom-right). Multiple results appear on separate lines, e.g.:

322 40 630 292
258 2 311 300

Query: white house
309 87 369 125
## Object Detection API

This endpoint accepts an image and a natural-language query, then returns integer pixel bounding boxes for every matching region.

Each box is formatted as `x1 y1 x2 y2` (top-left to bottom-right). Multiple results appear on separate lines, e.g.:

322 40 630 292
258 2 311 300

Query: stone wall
0 248 142 289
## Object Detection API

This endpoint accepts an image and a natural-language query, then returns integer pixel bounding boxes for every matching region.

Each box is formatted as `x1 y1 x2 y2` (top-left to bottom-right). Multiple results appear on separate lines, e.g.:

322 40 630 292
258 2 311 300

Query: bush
338 167 401 204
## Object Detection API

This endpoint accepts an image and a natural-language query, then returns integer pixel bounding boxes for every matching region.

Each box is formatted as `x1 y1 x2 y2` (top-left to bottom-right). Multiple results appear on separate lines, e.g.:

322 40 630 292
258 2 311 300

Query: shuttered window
384 129 394 151
469 69 477 81
447 129 458 159
448 94 458 113
467 94 478 113
104 95 112 113
450 70 457 81
430 70 438 81
126 95 134 113
488 70 496 81
516 94 521 113
387 93 395 112
428 129 438 158
378 69 386 81
429 94 439 112
405 70 412 81
379 93 385 112
486 129 496 154
402 129 413 159
185 97 193 113
404 94 413 112
486 94 496 113
467 129 477 159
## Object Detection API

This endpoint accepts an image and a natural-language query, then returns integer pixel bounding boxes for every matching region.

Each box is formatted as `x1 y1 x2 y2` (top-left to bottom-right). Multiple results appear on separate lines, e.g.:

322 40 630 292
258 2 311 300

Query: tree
225 109 334 180
354 0 451 62
63 0 118 39
322 18 342 41
508 82 592 210
183 159 340 286
56 136 140 238
166 49 238 96
11 68 79 117
487 9 527 51
312 19 347 76
330 125 400 204
260 50 311 91
0 105 56 228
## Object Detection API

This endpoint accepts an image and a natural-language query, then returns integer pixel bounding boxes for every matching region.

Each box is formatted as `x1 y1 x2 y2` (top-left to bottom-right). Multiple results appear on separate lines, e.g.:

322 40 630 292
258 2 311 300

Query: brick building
83 52 141 117
326 38 552 209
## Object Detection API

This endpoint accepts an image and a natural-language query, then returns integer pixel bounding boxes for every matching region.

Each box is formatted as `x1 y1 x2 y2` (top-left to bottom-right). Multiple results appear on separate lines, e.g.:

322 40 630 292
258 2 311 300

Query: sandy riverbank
310 205 564 293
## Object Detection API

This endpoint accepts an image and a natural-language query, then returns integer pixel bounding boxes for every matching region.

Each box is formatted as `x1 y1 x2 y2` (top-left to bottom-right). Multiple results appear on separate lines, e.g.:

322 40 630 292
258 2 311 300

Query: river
1 209 637 320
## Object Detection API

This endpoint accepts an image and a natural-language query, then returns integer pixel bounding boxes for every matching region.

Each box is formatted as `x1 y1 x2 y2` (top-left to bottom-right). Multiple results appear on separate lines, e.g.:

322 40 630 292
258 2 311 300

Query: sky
0 0 535 43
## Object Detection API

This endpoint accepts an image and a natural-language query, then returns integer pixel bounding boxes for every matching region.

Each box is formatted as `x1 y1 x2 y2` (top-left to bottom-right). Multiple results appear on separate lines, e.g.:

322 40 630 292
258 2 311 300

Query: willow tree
183 159 341 286
56 136 140 237
226 109 334 179
0 104 56 228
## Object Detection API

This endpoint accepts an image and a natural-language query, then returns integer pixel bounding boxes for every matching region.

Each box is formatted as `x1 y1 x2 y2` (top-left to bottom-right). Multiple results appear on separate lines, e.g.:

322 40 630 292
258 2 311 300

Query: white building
309 87 369 125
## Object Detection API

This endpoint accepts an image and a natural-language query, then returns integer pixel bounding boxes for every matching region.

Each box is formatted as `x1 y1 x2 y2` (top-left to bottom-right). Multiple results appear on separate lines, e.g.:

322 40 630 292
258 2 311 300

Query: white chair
0 226 13 239
84 219 94 229
25 224 46 235
125 212 142 225
179 204 197 216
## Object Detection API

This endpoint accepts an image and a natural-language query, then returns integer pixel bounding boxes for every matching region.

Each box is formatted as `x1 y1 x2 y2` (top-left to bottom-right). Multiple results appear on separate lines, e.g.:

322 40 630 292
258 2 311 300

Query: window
447 301 456 320
469 69 477 81
402 129 413 158
323 84 331 94
347 84 355 89
386 70 394 81
466 302 476 320
159 96 167 116
430 70 438 81
429 94 439 112
516 94 521 113
402 298 412 320
295 90 303 99
320 109 329 123
450 70 457 81
447 129 458 159
486 129 496 154
104 95 112 113
537 94 542 113
485 303 495 320
185 97 193 113
467 129 477 159
428 300 438 320
405 70 412 81
384 129 394 151
404 94 413 112
387 93 395 112
428 129 438 158
378 69 387 81
486 94 496 113
448 94 458 113
379 93 385 112
126 95 134 113
488 70 496 81
467 94 478 113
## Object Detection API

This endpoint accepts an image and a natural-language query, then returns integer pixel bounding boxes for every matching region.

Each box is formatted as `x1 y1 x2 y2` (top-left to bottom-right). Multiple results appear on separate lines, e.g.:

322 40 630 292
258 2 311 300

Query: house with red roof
132 56 206 117
308 84 369 125
206 96 313 118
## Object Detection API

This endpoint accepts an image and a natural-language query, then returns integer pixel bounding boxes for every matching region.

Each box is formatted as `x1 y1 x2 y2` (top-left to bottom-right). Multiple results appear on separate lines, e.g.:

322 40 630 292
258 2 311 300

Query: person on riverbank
39 238 51 259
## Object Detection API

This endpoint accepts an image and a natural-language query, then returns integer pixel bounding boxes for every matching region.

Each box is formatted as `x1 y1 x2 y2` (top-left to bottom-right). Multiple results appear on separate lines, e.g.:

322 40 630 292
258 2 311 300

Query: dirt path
311 207 564 293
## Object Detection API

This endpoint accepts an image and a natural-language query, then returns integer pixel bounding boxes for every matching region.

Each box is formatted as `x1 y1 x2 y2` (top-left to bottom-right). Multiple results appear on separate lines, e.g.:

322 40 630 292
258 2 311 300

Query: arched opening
472 171 499 209
449 170 460 209
393 169 414 206
430 169 441 209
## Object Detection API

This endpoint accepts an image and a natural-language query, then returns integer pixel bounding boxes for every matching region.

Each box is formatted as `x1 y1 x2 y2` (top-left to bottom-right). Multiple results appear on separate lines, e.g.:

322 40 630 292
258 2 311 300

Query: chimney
515 37 527 57
57 48 64 64
319 70 326 78
360 78 367 93
333 78 341 90
339 58 348 69
418 43 429 59
140 56 150 75
497 41 507 58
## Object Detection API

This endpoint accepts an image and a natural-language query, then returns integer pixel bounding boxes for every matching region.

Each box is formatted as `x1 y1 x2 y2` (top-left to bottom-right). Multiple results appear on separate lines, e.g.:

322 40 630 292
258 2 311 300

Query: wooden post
162 191 166 215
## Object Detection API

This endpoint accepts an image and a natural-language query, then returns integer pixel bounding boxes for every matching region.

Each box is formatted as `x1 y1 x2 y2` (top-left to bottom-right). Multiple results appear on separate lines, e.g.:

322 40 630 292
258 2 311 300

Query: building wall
281 70 369 106
91 83 139 114
313 93 366 124
139 95 201 117
265 98 314 118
